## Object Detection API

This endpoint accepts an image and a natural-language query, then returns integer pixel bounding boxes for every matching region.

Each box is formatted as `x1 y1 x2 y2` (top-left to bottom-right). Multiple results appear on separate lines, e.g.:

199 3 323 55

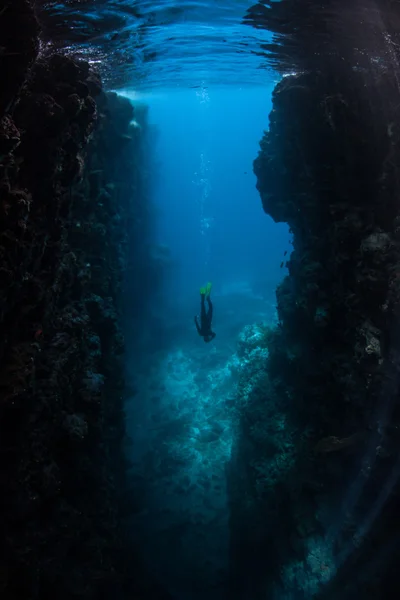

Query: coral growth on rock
229 1 400 599
0 50 169 600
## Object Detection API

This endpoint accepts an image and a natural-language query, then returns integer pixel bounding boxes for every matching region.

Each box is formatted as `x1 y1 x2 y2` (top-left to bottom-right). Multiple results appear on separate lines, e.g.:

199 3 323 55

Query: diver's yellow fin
200 286 206 295
205 282 212 297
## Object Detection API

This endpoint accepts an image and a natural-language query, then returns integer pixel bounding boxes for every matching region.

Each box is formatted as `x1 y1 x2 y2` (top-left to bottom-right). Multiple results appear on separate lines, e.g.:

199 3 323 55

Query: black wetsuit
194 295 216 343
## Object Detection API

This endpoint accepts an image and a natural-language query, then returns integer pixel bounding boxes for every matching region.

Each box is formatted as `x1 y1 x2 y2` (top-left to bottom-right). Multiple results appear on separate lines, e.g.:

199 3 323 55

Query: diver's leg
200 294 207 322
206 297 213 322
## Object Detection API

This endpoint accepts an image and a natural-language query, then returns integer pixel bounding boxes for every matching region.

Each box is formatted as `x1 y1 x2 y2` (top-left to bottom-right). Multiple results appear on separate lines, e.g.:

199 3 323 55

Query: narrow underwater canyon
1 1 400 600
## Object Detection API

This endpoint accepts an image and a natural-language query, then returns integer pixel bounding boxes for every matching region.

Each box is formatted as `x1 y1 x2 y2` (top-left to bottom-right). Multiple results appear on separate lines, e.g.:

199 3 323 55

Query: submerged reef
0 25 168 600
230 3 400 599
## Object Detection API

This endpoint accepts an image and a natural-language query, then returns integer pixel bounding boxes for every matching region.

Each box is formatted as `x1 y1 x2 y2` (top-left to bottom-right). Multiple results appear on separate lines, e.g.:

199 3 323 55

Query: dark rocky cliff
228 1 400 599
0 4 168 599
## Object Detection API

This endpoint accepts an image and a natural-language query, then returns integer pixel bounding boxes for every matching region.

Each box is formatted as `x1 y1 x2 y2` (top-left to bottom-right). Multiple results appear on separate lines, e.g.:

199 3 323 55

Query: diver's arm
204 332 216 343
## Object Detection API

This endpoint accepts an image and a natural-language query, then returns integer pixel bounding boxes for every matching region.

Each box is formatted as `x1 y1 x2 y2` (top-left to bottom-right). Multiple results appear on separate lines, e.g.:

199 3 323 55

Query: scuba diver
194 282 216 343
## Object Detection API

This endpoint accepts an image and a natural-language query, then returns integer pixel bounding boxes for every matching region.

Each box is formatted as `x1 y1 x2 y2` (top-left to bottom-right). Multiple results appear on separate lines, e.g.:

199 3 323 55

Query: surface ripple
36 0 273 89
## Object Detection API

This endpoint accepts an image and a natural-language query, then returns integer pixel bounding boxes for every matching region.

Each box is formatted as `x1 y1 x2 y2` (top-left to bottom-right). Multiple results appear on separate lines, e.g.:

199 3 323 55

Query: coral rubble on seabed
126 320 274 599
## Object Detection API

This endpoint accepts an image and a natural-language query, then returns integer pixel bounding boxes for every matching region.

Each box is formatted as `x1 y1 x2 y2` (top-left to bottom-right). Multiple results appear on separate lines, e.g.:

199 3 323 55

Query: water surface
37 0 273 89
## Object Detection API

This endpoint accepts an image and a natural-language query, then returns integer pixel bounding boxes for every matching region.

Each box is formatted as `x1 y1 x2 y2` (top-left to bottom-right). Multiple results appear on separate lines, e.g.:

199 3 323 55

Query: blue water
139 85 289 300
123 85 290 598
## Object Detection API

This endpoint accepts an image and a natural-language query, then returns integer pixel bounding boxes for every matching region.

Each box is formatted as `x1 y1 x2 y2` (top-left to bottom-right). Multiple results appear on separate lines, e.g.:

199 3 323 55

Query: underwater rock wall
228 59 400 599
0 48 168 599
